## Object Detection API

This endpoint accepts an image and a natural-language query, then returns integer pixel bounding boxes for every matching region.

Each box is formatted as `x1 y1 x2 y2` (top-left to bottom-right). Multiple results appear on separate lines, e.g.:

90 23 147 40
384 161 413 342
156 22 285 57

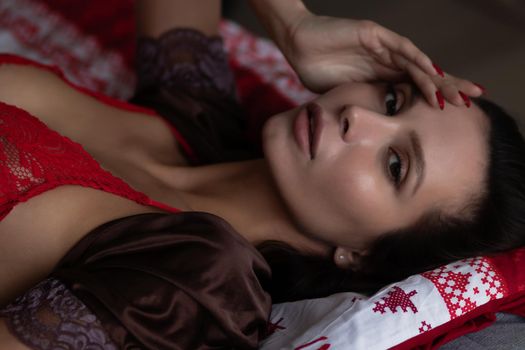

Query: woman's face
262 82 489 253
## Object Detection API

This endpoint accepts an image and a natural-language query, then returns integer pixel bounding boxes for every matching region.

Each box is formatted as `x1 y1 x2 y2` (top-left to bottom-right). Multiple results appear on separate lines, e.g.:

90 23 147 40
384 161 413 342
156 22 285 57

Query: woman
0 0 522 349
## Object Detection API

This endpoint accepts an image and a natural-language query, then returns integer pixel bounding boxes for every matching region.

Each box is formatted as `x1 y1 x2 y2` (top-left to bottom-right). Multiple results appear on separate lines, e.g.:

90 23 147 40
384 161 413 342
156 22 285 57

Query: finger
453 77 484 97
392 53 439 108
375 26 436 77
439 81 464 107
437 74 483 107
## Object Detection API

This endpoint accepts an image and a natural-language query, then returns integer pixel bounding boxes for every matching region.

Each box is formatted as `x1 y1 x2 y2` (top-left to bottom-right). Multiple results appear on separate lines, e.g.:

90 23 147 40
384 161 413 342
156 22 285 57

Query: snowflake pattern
419 321 432 333
372 286 418 314
423 257 506 319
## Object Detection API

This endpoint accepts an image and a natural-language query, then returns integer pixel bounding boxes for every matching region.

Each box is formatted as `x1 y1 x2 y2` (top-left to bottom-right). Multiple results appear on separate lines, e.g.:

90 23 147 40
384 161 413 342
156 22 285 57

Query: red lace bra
0 54 190 219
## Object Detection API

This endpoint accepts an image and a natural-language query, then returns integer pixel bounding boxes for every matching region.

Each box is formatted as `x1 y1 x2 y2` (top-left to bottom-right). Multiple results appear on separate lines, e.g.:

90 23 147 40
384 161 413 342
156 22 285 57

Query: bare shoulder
0 63 124 136
0 63 95 137
0 63 66 113
0 185 164 307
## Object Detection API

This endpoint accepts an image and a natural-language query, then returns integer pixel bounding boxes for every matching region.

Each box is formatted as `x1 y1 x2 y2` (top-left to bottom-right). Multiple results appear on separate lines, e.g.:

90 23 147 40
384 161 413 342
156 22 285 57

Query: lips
293 102 323 159
306 102 323 159
308 110 314 157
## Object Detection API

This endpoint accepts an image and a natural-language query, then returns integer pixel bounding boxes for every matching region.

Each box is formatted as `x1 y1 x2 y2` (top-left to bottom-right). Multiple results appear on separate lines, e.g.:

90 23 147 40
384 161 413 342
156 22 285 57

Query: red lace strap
0 101 180 219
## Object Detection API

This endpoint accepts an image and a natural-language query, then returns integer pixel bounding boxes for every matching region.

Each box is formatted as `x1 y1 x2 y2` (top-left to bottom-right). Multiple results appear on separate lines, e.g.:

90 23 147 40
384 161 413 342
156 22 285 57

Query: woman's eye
385 84 398 116
387 149 404 186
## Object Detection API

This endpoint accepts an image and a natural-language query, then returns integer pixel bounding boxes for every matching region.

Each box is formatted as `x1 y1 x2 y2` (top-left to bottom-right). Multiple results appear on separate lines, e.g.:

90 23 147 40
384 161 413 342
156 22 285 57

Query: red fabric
40 0 136 68
0 54 184 217
390 247 525 349
230 61 297 151
32 0 298 149
391 292 525 349
6 2 525 349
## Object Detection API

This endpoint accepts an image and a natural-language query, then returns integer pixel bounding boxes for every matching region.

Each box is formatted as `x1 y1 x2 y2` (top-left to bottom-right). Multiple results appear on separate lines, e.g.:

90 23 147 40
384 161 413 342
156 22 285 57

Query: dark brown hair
258 98 525 303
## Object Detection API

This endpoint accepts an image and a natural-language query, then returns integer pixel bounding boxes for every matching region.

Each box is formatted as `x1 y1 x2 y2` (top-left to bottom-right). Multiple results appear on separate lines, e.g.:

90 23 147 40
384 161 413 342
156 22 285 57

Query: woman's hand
283 13 483 108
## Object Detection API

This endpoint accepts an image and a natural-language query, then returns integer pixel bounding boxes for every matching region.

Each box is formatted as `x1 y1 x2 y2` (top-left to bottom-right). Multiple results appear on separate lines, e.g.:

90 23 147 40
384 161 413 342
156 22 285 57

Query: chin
261 111 291 158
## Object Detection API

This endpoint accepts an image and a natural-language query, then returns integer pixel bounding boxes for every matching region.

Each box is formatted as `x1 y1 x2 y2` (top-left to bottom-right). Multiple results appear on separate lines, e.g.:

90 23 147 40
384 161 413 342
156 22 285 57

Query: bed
2 1 525 348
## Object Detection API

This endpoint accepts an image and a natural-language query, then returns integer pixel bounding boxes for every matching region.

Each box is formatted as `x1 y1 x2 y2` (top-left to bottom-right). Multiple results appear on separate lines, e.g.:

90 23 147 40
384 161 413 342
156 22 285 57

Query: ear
333 246 366 269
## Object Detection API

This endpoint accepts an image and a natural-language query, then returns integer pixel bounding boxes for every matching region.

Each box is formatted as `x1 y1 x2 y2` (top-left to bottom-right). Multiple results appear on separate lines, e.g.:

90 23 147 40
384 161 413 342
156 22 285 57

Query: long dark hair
258 98 525 303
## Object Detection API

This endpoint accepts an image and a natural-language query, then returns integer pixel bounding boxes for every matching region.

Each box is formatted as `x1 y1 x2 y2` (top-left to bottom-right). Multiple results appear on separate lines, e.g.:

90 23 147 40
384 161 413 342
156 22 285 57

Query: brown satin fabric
53 212 272 349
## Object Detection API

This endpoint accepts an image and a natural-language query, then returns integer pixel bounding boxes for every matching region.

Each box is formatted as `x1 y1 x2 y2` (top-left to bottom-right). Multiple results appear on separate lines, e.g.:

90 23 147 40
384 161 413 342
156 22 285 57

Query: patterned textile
1 278 117 350
132 28 258 165
136 28 235 95
261 253 525 349
0 0 135 99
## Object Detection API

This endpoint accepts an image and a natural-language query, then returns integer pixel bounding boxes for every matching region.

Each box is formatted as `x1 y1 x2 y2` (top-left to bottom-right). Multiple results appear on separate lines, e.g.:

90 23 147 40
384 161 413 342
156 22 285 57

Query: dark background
225 0 525 130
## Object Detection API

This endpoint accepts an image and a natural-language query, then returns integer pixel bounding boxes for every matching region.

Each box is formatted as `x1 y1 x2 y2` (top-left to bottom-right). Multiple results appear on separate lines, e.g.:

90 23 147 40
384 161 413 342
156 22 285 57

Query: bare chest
1 64 191 208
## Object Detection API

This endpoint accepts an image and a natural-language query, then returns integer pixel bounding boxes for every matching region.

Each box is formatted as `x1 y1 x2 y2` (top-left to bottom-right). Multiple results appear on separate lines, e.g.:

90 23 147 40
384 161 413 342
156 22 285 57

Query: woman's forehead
407 101 489 214
408 96 489 146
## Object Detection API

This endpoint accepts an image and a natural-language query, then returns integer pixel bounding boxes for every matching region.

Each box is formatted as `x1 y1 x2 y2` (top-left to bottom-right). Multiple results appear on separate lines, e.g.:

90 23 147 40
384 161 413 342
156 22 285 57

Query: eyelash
387 149 406 187
385 84 399 116
384 84 406 187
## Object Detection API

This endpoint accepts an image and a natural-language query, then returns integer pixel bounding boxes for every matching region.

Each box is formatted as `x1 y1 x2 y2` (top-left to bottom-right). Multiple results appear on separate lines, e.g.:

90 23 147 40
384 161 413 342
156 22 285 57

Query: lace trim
1 278 117 350
136 28 236 95
0 101 180 220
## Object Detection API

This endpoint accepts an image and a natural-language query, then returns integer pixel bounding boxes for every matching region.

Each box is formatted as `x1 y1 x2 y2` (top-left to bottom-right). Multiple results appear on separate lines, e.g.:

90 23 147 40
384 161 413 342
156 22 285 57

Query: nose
339 105 400 143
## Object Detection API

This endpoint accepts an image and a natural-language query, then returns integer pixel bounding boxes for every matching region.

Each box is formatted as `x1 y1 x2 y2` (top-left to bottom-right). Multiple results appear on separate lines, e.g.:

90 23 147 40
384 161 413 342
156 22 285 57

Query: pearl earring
338 254 346 261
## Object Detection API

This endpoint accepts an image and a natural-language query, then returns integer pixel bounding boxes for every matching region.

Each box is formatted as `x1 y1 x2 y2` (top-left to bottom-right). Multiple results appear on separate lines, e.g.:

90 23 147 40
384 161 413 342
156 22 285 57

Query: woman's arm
248 0 309 52
248 0 482 107
135 0 221 37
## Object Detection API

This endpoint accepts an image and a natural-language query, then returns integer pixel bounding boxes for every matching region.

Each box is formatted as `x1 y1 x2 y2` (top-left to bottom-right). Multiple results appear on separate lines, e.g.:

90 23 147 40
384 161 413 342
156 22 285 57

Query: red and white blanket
2 1 525 349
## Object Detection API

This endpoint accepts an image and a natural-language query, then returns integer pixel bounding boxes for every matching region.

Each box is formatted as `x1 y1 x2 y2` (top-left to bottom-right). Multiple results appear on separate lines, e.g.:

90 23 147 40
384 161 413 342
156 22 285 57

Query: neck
155 159 332 257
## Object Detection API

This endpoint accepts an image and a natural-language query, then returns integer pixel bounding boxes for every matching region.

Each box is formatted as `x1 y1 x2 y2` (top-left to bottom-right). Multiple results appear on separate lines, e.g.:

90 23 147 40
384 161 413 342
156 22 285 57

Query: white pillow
260 256 510 349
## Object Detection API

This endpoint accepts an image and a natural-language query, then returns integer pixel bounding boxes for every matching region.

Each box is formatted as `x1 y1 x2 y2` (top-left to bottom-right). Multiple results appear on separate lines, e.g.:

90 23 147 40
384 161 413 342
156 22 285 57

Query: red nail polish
432 63 445 78
459 91 471 108
435 91 445 110
474 83 486 94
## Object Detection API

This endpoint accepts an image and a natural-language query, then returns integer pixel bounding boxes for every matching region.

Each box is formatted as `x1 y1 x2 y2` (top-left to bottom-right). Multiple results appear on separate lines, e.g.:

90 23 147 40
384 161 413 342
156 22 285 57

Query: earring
338 254 346 261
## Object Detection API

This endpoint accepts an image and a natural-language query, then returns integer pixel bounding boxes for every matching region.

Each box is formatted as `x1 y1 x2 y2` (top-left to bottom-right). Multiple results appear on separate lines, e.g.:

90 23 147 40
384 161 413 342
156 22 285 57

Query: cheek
318 160 385 226
308 166 393 248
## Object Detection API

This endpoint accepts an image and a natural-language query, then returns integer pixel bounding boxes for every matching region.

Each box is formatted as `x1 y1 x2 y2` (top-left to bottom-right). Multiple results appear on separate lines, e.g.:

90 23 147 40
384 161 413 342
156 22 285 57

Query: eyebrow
410 130 425 196
407 82 420 109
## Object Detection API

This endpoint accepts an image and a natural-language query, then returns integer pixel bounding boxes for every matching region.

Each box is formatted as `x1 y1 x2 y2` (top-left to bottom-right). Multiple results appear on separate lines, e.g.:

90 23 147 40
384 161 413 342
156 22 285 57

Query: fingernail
432 63 445 78
474 83 486 94
459 91 471 108
435 91 445 110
